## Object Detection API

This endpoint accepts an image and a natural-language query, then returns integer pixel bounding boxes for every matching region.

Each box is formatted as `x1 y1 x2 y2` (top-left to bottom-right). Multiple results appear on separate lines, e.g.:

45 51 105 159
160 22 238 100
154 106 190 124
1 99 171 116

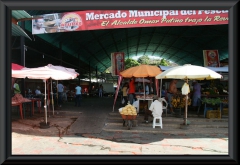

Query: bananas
171 95 191 108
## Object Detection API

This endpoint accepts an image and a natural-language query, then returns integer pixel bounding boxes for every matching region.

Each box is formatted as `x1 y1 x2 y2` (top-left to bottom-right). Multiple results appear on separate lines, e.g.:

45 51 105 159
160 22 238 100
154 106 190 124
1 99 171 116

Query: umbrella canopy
12 63 25 70
156 64 222 80
120 64 162 78
12 64 79 80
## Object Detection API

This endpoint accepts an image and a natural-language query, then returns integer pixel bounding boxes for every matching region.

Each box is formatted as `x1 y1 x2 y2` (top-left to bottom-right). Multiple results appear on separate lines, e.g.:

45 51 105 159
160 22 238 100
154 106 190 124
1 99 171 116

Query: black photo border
0 0 239 164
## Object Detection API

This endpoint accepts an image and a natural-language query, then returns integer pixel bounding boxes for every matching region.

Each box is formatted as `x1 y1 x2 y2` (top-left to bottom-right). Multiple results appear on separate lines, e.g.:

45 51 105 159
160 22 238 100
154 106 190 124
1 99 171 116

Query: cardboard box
222 108 228 115
206 110 221 119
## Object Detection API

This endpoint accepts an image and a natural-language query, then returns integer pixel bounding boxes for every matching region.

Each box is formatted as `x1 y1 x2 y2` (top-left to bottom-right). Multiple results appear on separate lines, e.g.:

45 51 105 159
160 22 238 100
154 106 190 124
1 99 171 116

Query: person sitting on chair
143 95 163 123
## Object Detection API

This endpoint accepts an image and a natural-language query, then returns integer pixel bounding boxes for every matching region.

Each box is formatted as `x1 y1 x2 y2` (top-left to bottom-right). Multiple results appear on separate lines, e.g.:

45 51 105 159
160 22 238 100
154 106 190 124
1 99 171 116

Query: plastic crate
206 110 221 119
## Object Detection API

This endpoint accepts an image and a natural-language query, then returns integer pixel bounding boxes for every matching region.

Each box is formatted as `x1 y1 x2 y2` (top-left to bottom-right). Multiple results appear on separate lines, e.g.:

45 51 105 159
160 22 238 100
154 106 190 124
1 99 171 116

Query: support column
59 42 62 65
96 66 98 83
89 61 91 94
78 54 80 85
20 22 26 97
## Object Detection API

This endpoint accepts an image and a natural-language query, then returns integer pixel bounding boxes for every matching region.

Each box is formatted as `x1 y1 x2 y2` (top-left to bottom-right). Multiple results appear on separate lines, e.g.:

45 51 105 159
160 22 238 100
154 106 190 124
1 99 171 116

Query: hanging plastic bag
121 98 125 104
181 82 190 95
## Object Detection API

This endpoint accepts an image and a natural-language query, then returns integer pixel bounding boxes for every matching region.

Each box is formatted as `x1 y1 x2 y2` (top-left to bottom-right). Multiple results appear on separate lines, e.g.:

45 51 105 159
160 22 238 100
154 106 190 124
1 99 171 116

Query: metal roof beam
125 28 129 58
90 31 111 61
143 28 156 56
176 32 228 64
135 28 142 56
109 30 119 53
151 27 171 57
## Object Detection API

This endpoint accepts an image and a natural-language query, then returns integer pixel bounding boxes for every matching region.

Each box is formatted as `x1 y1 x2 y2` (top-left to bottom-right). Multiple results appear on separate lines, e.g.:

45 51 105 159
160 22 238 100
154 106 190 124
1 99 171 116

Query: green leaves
201 97 222 105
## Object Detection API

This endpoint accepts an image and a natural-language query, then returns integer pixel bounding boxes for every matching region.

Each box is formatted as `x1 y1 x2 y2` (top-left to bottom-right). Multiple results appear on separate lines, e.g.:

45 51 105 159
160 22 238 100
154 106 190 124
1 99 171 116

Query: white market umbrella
12 64 79 124
155 64 222 125
156 64 222 80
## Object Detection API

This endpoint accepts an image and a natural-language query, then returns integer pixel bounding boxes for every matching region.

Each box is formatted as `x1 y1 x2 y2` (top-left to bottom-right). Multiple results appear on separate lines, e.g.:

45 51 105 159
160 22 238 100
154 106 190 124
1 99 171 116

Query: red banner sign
111 52 125 76
203 50 220 67
32 10 228 34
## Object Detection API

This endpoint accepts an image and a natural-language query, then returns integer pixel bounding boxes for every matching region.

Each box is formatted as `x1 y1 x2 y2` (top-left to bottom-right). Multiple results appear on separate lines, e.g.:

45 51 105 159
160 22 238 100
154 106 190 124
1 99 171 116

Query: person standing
192 80 201 111
167 79 178 114
145 84 150 95
57 81 64 107
122 82 129 105
99 84 103 98
128 78 135 104
13 79 21 94
75 84 82 107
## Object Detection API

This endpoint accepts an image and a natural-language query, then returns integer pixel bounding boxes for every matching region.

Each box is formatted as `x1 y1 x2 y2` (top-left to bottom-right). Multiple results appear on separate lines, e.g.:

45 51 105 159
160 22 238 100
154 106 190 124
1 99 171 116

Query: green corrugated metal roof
12 10 32 20
12 10 32 40
12 23 32 40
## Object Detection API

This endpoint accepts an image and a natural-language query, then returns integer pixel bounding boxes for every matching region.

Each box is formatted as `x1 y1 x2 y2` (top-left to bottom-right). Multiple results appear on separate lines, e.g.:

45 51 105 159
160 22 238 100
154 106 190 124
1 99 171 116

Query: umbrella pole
143 77 145 99
51 79 55 116
160 79 162 98
44 80 47 124
56 80 58 107
184 79 188 125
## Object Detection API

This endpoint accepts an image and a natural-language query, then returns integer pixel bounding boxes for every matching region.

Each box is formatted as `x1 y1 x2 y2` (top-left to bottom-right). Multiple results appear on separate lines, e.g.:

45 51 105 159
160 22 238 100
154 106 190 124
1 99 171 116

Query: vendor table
136 98 153 113
29 98 42 115
201 94 228 118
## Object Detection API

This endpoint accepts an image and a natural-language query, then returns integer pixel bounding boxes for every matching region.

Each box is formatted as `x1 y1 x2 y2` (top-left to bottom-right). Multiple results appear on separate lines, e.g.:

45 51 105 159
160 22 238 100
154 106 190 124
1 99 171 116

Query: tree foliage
124 58 140 70
137 55 150 64
158 59 169 66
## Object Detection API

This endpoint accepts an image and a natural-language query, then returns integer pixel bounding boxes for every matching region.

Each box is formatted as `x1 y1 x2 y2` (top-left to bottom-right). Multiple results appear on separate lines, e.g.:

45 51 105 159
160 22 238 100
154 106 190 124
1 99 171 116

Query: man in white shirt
143 95 163 123
145 84 149 95
35 86 42 95
75 84 82 107
57 82 64 107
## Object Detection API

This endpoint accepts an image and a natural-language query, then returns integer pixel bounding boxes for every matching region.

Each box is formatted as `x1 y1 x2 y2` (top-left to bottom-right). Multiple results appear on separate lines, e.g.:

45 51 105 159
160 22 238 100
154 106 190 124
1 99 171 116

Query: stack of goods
12 93 31 104
119 104 137 120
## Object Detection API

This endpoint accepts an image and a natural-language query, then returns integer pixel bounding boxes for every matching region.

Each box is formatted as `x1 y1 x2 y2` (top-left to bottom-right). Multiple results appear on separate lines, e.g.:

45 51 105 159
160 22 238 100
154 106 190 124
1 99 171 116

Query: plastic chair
153 116 163 129
158 98 168 116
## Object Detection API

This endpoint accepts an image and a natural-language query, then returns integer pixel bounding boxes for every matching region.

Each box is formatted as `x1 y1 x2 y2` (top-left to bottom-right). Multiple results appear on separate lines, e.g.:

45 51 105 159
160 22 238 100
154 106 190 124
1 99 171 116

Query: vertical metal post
184 79 189 125
96 66 98 83
59 42 62 65
78 54 80 85
20 22 25 96
88 61 91 94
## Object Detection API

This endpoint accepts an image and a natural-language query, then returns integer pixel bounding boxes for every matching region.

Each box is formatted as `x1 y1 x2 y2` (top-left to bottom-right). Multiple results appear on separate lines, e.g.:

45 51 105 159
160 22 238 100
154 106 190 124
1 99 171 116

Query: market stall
113 64 162 112
12 64 79 126
156 64 222 125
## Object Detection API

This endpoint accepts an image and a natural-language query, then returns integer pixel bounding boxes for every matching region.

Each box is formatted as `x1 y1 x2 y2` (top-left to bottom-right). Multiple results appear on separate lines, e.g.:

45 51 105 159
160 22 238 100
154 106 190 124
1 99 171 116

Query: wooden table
12 102 23 119
29 98 42 115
